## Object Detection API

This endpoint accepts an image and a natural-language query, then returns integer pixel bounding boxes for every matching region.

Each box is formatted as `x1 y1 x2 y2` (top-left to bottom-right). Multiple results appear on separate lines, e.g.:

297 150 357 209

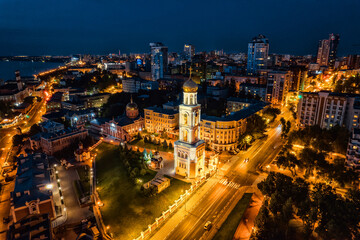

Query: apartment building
266 71 291 105
346 128 360 171
10 153 56 223
144 107 179 133
297 91 360 130
200 102 268 152
40 128 88 155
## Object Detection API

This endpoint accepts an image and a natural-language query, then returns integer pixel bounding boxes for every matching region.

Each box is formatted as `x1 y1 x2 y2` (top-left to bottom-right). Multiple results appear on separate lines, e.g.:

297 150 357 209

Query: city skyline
1 0 360 56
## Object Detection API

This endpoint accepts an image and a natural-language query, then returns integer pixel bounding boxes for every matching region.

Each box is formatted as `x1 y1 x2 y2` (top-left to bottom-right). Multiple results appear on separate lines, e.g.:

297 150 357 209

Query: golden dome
183 78 198 93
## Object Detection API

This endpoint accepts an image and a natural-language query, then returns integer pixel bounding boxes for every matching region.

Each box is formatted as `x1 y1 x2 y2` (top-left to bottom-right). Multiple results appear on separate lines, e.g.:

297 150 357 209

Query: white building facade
174 78 205 179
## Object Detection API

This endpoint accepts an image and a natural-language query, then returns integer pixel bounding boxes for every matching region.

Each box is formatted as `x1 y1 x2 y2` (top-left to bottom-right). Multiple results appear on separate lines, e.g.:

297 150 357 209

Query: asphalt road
165 121 284 240
0 100 46 171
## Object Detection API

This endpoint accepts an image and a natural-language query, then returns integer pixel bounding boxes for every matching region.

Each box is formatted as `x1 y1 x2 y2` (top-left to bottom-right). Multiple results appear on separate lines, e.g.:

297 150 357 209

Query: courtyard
94 143 190 239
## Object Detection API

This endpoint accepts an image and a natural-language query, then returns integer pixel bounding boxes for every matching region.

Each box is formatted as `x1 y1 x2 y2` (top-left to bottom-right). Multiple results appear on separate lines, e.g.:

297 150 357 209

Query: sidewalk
57 166 93 225
232 191 263 240
148 176 221 240
0 179 15 240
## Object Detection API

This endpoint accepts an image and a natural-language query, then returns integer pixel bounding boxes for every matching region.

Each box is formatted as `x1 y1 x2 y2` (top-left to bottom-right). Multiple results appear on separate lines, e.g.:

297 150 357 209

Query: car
244 158 249 163
204 221 212 230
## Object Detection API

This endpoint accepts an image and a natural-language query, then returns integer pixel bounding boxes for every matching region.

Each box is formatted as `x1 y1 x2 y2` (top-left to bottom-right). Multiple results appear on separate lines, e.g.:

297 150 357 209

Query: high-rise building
174 78 205 178
247 34 269 76
316 39 330 66
328 33 340 69
316 33 340 68
150 42 168 81
184 44 195 61
266 71 291 105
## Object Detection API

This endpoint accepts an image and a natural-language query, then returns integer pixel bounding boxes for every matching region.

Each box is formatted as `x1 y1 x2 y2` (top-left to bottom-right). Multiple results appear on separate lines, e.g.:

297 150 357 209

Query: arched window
190 95 194 105
183 113 188 125
185 154 188 159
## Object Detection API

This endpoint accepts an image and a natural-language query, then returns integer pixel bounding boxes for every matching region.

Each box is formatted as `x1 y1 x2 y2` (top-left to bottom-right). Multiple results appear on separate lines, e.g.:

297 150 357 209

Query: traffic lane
183 179 242 240
168 179 240 240
167 183 230 240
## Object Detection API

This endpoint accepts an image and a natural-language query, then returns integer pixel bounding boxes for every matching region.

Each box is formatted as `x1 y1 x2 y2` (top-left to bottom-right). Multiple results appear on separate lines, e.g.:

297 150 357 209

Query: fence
133 176 207 240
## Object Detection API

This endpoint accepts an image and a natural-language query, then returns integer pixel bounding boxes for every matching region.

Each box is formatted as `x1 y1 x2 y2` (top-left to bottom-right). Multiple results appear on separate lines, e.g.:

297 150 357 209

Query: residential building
247 34 269 75
200 102 268 152
316 33 340 68
122 78 141 93
347 55 360 70
47 92 64 112
297 91 360 130
316 39 330 66
81 93 110 108
224 76 259 91
10 153 56 223
7 214 53 240
144 106 179 133
266 71 291 105
227 97 261 113
174 78 205 178
40 128 88 155
239 83 267 100
62 101 85 111
65 108 97 126
150 42 168 81
184 44 195 61
328 33 340 69
346 128 360 171
39 120 64 133
0 70 29 103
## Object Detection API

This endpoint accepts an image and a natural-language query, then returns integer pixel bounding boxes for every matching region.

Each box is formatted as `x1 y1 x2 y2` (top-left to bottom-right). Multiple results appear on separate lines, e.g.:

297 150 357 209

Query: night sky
0 0 359 56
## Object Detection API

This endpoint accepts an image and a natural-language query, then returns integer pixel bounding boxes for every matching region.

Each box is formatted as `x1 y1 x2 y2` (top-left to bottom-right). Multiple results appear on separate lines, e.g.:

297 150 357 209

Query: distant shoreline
0 61 64 81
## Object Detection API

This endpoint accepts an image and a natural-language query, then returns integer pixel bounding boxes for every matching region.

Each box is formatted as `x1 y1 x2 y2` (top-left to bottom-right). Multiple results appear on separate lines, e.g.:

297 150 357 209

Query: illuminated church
174 77 205 178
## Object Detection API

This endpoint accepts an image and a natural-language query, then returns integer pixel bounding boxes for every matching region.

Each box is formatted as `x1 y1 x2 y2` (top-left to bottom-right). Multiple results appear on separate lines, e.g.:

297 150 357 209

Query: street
150 118 285 240
0 99 46 170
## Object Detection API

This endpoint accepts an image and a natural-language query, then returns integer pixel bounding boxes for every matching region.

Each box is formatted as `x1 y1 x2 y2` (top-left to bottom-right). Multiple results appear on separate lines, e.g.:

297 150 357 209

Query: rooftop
12 153 52 208
203 101 269 122
145 106 178 115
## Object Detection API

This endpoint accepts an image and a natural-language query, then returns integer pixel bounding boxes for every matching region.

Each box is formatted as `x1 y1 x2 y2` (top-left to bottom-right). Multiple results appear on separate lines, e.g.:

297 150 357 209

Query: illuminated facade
266 71 291 105
247 34 269 75
150 42 168 81
297 91 360 130
184 44 195 61
346 128 360 171
200 117 246 152
144 107 179 133
174 78 205 178
102 99 144 142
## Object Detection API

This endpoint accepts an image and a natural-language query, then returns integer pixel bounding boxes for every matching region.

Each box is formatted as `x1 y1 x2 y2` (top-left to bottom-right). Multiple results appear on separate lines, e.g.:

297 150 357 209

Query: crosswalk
219 178 240 189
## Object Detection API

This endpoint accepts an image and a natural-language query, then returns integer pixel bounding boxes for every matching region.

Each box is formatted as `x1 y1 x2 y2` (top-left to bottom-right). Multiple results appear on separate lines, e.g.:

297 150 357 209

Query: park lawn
95 143 189 239
129 138 173 153
213 193 253 240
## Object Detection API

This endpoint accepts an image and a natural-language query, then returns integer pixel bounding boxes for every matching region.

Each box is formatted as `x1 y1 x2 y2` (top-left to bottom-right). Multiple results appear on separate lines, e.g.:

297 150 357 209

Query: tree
168 142 173 149
12 134 24 146
162 140 168 149
276 152 299 176
28 124 41 137
262 107 281 122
